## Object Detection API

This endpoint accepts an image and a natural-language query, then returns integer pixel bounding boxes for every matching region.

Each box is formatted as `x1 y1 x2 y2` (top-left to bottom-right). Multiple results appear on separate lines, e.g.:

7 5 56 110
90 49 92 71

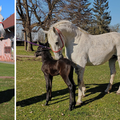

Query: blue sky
91 0 120 26
0 0 14 20
109 0 120 25
0 0 119 26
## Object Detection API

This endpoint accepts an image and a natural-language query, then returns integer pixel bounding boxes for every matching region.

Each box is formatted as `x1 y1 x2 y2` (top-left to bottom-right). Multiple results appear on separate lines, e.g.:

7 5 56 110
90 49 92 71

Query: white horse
0 6 6 40
43 20 120 105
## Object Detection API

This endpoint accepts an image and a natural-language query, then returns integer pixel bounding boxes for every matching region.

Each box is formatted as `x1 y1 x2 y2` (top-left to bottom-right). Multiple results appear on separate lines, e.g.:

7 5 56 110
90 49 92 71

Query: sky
0 0 15 20
91 0 120 26
109 0 120 25
0 0 119 26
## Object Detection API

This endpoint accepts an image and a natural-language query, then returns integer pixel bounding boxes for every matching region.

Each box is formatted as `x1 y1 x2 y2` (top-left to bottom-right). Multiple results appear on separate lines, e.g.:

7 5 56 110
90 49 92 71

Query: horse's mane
50 20 88 34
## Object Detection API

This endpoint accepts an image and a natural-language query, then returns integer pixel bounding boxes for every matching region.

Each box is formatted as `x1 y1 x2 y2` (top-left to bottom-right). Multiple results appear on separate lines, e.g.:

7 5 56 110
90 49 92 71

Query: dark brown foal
35 42 76 111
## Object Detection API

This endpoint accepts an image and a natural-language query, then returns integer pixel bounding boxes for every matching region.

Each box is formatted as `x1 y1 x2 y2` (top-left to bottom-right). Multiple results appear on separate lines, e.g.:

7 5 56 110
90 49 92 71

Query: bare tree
110 24 120 32
16 0 64 51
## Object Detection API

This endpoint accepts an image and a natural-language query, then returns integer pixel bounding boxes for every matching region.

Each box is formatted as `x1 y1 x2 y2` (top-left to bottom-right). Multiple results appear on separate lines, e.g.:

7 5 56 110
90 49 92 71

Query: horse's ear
42 30 48 34
53 27 57 34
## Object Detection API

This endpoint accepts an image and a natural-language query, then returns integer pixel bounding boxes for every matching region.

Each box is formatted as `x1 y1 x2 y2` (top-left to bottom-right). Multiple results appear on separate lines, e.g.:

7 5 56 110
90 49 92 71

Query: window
4 47 11 53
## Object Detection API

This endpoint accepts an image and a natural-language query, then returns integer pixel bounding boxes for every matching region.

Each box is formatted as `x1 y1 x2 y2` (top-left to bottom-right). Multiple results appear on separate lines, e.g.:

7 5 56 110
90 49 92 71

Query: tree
63 0 92 31
16 0 64 51
16 0 33 51
91 0 111 34
110 24 120 32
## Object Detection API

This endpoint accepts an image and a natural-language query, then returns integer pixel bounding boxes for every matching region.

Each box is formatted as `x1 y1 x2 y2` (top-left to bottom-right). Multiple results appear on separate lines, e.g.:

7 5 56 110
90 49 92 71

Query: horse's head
0 9 6 40
43 27 64 59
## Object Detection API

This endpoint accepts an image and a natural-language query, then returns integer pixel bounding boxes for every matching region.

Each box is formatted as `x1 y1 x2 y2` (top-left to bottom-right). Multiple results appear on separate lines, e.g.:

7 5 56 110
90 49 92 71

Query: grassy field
0 63 14 120
16 47 120 120
16 46 38 56
16 46 65 57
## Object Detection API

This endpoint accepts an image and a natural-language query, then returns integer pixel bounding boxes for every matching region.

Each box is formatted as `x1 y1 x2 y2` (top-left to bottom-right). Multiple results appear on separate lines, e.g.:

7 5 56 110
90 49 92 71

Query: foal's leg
44 74 53 105
61 73 75 111
49 75 53 100
76 67 85 105
105 56 117 93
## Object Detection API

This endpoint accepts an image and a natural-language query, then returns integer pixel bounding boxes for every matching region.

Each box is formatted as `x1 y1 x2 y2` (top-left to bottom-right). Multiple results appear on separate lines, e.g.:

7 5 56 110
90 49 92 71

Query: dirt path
0 76 14 79
16 55 35 58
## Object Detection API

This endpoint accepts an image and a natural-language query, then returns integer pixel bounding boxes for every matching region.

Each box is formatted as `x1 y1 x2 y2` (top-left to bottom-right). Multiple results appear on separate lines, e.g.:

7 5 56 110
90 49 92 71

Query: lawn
16 46 65 57
0 63 14 120
16 52 120 120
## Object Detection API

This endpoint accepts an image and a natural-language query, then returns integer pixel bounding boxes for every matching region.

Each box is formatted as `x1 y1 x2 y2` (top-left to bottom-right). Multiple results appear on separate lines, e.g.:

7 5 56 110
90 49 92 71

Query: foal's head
35 41 51 58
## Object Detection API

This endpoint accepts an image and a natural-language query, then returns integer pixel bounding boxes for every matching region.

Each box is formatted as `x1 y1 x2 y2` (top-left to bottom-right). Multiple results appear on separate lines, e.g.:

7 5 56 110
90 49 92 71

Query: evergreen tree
91 0 111 34
64 0 92 31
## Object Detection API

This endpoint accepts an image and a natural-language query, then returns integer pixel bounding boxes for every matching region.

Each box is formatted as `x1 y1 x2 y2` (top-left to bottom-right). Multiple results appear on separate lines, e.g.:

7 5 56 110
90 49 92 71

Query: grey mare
43 20 120 105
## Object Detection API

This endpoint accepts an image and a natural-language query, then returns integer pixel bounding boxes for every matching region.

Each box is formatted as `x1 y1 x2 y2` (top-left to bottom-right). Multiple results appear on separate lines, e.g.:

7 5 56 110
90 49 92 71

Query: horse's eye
55 42 59 45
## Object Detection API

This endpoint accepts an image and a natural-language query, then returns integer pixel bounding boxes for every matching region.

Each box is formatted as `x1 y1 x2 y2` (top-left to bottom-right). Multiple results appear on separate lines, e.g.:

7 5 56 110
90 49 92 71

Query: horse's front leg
76 67 85 106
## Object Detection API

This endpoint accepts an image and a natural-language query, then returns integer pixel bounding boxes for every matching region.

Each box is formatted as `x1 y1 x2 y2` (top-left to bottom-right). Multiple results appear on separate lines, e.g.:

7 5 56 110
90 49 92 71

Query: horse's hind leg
116 55 120 94
105 56 117 93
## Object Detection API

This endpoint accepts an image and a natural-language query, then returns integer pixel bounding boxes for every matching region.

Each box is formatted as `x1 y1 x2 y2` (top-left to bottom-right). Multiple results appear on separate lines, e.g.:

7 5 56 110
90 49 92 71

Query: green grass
16 46 38 56
0 63 14 120
16 46 65 57
0 63 14 76
16 56 120 120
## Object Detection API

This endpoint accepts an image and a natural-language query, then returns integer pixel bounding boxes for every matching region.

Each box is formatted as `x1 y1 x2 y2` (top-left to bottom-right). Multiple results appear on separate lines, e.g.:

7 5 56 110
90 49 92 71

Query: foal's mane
42 49 53 60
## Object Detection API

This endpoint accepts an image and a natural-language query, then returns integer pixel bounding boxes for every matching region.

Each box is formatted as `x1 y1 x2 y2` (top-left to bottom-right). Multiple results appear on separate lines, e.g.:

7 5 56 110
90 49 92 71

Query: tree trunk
23 31 27 51
26 28 33 51
23 0 33 51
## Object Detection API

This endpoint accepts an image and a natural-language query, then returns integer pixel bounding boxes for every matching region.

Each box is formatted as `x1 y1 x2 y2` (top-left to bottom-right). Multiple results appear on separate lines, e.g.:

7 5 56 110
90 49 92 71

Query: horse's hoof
76 102 81 106
83 95 85 97
116 92 120 95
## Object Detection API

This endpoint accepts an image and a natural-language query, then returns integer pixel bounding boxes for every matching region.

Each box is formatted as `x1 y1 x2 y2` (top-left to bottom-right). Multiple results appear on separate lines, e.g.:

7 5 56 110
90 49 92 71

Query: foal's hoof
69 106 74 111
76 102 81 106
104 90 109 94
45 102 48 106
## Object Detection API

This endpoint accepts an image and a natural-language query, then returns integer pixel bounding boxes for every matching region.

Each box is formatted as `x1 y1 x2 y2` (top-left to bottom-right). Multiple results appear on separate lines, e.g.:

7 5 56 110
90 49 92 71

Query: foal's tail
70 61 79 74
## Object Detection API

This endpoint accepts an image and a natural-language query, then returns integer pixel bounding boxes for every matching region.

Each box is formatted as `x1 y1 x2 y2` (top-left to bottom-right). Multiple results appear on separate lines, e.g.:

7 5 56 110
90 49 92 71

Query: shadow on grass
0 89 14 104
16 82 120 107
76 82 120 108
16 88 69 107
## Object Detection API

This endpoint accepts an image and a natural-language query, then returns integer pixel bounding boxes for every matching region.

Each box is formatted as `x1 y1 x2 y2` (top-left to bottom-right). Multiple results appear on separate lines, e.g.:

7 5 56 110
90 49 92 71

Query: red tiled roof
3 13 15 29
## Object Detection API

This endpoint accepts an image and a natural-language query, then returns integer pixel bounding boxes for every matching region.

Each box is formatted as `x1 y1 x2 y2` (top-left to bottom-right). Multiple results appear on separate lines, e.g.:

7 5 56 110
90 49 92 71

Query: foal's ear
45 41 49 47
38 41 44 46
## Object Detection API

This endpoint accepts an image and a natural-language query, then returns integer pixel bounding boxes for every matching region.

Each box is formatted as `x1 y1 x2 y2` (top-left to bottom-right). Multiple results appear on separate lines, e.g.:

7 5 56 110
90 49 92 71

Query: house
0 13 15 62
